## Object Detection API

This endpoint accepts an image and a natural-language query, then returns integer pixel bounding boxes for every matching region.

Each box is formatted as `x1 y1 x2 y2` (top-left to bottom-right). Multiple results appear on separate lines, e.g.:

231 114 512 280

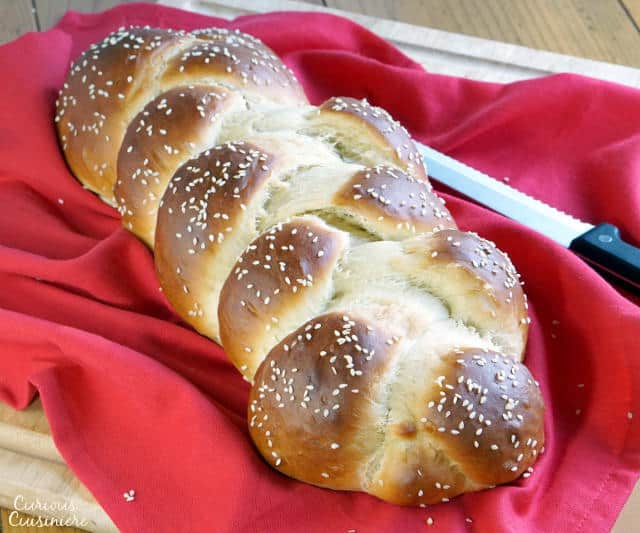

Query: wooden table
1 1 639 532
2 0 640 67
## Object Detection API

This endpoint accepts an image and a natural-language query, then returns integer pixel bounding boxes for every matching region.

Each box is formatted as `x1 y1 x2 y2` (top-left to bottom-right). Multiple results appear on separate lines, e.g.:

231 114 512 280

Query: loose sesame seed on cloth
0 3 639 533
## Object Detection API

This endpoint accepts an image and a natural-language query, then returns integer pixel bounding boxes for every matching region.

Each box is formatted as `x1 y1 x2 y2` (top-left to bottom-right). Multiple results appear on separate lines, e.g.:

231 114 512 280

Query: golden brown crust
115 85 244 246
161 28 307 104
55 28 192 202
402 229 529 357
57 26 543 507
248 313 399 489
334 165 456 239
367 429 472 505
56 27 307 204
422 348 544 487
427 230 524 296
155 141 274 339
366 349 544 506
317 97 427 180
249 324 544 505
219 217 349 379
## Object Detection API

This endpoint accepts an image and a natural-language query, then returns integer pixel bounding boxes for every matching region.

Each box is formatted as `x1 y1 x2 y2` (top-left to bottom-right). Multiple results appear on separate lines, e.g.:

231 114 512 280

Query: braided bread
55 26 544 505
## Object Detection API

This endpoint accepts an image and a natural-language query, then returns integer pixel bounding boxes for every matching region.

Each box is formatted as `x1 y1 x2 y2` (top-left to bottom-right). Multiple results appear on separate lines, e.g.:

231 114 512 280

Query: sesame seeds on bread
56 26 545 506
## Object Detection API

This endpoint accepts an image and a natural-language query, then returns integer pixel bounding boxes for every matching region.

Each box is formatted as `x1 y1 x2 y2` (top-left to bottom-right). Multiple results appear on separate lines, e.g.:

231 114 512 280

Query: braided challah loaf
55 26 544 505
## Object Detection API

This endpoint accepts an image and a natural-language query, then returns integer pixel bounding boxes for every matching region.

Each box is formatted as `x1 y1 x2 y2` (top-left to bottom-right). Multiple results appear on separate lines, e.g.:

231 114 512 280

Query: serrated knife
418 144 640 294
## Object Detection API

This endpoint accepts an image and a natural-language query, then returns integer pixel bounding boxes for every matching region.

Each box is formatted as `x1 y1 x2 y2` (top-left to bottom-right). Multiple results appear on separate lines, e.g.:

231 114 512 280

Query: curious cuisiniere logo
9 495 91 528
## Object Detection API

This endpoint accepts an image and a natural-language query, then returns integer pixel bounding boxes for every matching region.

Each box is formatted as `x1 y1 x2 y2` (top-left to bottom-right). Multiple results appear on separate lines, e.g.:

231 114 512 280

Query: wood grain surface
0 1 37 43
1 1 639 532
327 0 640 67
0 400 117 533
31 0 322 31
34 1 143 30
623 0 640 29
4 0 640 69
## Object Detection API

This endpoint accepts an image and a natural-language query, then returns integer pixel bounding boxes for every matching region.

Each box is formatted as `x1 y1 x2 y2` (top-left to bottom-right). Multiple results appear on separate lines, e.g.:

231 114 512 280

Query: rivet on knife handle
570 224 640 293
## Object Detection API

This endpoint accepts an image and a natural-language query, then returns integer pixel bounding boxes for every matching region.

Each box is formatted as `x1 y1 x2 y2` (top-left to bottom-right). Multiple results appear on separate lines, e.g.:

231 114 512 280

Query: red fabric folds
0 3 639 532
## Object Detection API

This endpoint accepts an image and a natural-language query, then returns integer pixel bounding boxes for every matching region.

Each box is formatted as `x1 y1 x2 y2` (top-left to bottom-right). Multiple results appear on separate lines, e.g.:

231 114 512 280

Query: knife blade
418 143 640 294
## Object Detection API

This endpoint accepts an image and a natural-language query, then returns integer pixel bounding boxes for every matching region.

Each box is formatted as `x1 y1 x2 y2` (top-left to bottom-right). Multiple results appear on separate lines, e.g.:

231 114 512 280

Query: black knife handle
569 223 640 294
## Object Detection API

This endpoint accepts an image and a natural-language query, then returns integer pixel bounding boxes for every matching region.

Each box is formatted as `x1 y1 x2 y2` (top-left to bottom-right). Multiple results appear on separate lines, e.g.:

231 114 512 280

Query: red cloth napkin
1 3 639 532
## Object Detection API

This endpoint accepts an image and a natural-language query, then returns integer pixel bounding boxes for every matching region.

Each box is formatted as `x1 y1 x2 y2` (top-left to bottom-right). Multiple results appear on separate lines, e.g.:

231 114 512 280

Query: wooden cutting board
1 1 638 531
0 400 117 532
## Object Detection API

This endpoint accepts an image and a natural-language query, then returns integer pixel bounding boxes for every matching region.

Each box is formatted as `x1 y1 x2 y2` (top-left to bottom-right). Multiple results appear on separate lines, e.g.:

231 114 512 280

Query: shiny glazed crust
56 26 545 506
